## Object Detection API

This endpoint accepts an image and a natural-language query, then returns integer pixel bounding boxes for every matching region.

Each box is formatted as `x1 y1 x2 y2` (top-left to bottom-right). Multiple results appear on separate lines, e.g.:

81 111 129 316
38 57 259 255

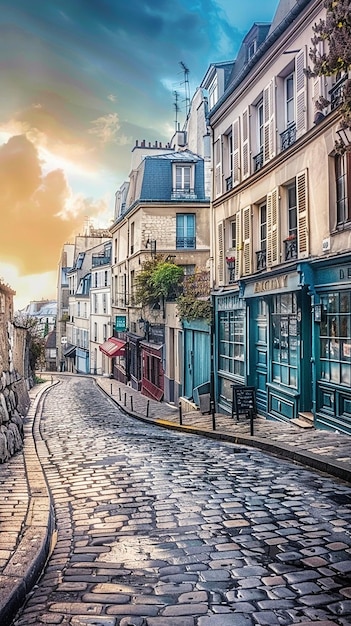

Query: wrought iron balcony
253 150 263 172
256 249 266 271
329 74 349 110
284 236 297 261
171 188 197 200
280 124 296 151
176 236 196 249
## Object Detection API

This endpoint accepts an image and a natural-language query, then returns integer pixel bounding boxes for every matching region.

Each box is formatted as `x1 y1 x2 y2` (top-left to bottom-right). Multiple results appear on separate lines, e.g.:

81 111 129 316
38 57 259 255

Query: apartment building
204 0 351 433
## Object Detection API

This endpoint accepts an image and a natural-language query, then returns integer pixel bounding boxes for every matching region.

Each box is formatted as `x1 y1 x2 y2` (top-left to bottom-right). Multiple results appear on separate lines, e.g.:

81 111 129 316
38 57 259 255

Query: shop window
218 309 245 378
320 291 351 386
271 293 298 388
335 153 351 227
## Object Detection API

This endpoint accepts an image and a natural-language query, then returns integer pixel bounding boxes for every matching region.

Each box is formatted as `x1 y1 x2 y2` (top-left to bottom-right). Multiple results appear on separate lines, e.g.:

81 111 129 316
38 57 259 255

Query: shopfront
244 270 312 422
213 291 246 414
313 259 351 435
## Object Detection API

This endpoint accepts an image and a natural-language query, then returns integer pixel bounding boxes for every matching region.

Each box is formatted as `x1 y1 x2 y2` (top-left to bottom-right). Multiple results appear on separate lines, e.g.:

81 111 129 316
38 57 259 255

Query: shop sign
115 315 127 332
254 274 288 293
339 266 351 280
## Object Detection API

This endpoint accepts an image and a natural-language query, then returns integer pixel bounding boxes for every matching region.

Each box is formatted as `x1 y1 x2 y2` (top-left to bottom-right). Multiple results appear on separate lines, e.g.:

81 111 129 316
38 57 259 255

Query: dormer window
208 75 218 109
247 40 256 61
172 164 196 199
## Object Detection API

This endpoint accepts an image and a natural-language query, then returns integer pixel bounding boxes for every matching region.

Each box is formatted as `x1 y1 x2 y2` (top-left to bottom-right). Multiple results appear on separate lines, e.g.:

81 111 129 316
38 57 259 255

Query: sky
0 0 280 311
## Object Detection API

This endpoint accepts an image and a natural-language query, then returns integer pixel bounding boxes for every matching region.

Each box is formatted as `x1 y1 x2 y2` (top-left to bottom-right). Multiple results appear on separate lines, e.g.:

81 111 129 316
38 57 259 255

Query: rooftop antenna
179 61 190 119
173 90 180 131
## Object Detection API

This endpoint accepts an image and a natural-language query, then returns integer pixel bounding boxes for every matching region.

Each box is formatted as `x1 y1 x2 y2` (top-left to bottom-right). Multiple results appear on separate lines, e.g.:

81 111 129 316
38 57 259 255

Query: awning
99 337 126 358
63 343 76 358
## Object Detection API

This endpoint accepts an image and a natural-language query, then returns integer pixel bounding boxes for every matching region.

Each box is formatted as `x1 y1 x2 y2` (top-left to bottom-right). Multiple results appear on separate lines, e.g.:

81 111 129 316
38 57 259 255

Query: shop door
184 329 210 399
249 299 268 415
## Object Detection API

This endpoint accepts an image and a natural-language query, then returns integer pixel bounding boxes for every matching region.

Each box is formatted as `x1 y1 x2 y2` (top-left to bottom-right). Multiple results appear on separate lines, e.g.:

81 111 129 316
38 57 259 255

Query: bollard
51 375 53 385
130 395 133 411
211 400 216 431
249 409 254 436
178 401 183 425
146 400 150 417
110 383 113 395
124 392 126 406
119 387 121 401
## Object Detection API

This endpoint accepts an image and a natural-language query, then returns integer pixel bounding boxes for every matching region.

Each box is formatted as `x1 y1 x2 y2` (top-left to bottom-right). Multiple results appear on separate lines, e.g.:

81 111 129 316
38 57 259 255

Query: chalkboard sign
231 385 256 422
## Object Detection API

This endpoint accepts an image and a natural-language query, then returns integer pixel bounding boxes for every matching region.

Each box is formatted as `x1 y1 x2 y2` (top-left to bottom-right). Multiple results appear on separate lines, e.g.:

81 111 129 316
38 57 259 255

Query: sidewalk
0 373 350 625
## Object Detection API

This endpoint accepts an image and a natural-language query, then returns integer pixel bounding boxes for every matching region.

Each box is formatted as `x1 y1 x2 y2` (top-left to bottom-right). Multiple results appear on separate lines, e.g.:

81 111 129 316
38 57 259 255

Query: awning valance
99 337 126 358
63 344 76 358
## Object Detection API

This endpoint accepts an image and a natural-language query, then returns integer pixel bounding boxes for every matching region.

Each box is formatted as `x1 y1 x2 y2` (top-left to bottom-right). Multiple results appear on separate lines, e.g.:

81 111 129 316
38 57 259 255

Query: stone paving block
198 615 253 625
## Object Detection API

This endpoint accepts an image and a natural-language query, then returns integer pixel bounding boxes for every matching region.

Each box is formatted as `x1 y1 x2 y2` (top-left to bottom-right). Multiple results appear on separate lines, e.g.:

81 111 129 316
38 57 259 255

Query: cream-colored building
204 0 351 433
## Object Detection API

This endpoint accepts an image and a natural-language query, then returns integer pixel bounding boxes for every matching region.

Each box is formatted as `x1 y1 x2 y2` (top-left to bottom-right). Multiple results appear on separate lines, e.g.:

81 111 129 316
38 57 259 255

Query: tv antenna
179 61 190 119
173 91 180 131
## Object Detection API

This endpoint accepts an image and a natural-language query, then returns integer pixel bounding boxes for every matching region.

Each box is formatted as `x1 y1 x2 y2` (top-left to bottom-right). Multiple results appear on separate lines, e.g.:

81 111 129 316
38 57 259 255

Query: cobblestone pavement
9 376 351 626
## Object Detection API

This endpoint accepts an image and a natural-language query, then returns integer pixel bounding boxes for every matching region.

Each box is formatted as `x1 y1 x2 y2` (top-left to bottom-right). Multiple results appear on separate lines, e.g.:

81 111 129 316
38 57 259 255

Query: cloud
88 112 121 144
0 134 108 276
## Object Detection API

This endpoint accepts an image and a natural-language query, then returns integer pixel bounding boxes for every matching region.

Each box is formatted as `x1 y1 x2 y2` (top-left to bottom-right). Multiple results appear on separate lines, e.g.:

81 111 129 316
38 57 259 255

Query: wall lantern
336 123 351 149
314 304 322 323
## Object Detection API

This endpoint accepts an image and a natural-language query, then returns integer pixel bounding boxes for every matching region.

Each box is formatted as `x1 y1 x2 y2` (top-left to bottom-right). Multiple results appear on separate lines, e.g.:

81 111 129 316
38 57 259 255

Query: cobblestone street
11 377 351 625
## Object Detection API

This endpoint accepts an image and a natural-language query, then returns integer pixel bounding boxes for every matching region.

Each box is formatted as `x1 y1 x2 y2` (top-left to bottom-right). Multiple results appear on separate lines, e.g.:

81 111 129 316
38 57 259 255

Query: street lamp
336 123 351 149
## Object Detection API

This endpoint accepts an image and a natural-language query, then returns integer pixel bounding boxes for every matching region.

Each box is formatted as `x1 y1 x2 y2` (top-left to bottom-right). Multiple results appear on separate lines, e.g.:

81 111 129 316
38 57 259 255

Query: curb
0 381 57 626
96 380 351 484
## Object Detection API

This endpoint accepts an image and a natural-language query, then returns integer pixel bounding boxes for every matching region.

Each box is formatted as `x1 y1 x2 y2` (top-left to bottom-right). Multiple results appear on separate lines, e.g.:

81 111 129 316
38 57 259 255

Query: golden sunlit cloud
88 113 121 143
0 134 109 278
0 263 57 312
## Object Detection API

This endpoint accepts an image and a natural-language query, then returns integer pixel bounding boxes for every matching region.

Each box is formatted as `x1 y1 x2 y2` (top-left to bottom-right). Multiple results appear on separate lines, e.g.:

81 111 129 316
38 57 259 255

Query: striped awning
99 337 126 357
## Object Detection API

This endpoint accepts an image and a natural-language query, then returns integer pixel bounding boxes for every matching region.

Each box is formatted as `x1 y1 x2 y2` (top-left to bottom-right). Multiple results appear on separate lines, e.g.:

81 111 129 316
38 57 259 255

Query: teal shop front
243 270 312 423
312 256 351 435
213 291 246 414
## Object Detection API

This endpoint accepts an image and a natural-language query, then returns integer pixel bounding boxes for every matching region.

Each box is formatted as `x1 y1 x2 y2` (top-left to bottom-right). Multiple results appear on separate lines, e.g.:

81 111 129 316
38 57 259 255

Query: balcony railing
253 150 263 172
225 176 233 191
176 236 196 249
284 236 298 261
92 254 111 267
280 123 296 151
171 188 197 200
329 73 349 110
256 249 267 271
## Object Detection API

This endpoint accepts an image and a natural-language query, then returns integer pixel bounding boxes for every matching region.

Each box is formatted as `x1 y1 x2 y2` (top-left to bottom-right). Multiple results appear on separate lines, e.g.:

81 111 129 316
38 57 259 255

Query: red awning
99 337 126 357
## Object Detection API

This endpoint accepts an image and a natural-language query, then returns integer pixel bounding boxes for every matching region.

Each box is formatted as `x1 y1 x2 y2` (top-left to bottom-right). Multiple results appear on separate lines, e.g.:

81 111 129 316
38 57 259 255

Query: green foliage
307 1 351 124
135 257 184 306
176 294 212 325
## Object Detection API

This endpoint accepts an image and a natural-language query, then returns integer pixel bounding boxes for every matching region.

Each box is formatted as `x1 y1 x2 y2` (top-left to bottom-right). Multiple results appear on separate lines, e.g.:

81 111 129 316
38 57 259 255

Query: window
208 75 218 110
256 202 267 271
218 309 245 378
104 271 108 287
103 293 107 313
93 293 98 314
176 165 191 190
271 293 298 388
320 292 351 386
286 74 295 127
103 324 107 342
130 222 134 255
176 214 195 249
287 183 297 239
335 153 351 226
94 322 97 342
254 101 264 171
247 40 256 61
230 221 236 250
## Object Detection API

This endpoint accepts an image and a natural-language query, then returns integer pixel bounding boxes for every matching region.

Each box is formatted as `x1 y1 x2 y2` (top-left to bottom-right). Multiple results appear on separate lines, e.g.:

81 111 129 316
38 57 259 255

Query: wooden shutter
242 206 252 275
233 118 240 185
296 48 307 138
218 221 225 284
242 108 250 179
267 188 279 267
296 169 309 258
214 136 222 198
235 211 242 280
263 79 276 163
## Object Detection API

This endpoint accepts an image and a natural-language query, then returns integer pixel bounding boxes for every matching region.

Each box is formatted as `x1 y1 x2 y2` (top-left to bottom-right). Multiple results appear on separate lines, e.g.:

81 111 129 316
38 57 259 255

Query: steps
291 411 314 429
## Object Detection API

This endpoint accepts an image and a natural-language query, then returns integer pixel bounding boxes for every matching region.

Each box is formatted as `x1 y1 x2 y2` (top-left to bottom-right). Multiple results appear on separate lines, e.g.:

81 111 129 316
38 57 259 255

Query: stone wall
0 282 30 463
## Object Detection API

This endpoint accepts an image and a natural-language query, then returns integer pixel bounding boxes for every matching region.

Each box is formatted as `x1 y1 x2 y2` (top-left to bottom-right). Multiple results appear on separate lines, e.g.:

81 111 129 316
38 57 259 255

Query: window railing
225 176 233 191
171 188 197 200
253 150 263 172
176 236 196 249
284 236 298 261
92 254 111 267
280 123 296 151
256 249 267 271
329 73 349 110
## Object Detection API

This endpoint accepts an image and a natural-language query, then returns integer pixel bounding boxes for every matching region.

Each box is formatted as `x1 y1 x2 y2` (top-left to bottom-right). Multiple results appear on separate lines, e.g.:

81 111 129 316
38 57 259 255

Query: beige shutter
242 205 252 275
218 221 225 284
266 188 279 267
235 211 242 280
296 48 307 138
241 108 250 179
214 136 222 198
312 42 325 114
263 79 276 163
296 169 309 258
233 119 240 185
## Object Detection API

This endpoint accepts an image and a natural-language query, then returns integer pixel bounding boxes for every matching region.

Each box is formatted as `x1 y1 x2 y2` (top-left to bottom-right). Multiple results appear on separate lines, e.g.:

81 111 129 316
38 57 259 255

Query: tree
134 257 184 307
307 0 351 147
14 314 46 373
